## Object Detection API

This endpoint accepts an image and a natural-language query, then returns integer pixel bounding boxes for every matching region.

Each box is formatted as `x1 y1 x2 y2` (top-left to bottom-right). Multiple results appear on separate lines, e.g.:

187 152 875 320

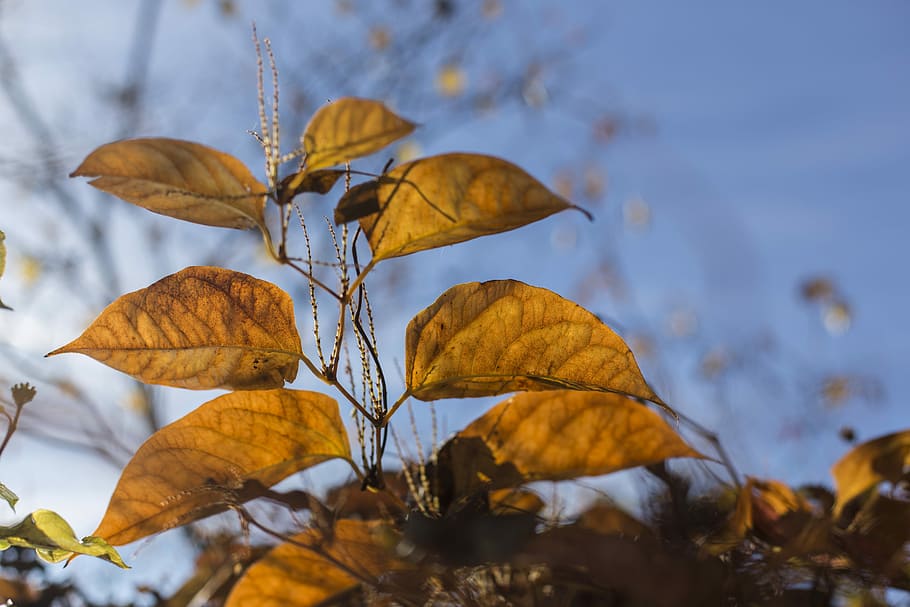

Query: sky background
0 0 906 600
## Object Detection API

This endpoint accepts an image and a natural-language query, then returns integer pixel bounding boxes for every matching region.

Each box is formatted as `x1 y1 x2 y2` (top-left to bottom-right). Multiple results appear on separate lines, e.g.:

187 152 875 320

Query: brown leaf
48 266 302 390
832 429 910 516
277 168 347 205
71 138 267 229
302 97 415 171
576 501 653 539
405 280 666 409
225 520 410 607
489 488 545 516
334 180 381 224
353 153 588 262
93 389 351 546
457 391 701 483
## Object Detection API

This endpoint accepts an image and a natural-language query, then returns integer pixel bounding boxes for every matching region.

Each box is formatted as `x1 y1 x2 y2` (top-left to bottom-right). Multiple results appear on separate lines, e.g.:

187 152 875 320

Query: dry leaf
832 429 910 516
93 389 351 546
352 153 587 262
0 509 127 568
226 519 409 607
48 266 302 390
71 138 267 230
406 280 666 408
457 391 700 483
302 97 415 171
277 168 346 204
576 501 653 539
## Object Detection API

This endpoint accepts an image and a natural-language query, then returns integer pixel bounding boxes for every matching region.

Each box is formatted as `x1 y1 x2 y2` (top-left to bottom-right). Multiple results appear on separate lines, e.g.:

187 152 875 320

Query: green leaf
0 509 128 568
0 482 18 511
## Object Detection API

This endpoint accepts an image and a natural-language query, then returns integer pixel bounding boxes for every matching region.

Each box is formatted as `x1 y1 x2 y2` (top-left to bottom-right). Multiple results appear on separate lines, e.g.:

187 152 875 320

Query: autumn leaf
340 153 587 262
93 389 351 546
0 510 127 568
576 501 653 539
48 266 302 390
226 520 410 607
71 138 268 230
0 230 11 310
832 429 910 516
405 280 666 409
301 97 416 171
456 391 700 484
277 168 347 204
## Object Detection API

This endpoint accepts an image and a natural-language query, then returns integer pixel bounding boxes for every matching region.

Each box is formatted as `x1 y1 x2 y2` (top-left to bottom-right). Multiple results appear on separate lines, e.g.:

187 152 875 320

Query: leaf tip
572 204 594 222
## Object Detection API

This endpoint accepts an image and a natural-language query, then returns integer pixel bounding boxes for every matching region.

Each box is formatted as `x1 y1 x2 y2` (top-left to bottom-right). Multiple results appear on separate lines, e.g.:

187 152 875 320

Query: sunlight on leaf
226 520 408 607
0 230 11 310
405 280 667 409
48 266 302 390
832 429 910 516
457 391 700 483
302 97 415 172
93 389 351 546
0 510 127 568
0 483 18 512
71 138 267 230
576 501 653 539
347 153 588 262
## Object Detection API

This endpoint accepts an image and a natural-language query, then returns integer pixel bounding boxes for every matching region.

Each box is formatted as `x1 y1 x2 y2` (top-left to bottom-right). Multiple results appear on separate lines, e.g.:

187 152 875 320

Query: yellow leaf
576 501 653 539
832 429 910 516
352 153 588 262
226 520 408 607
71 138 267 230
0 510 127 568
93 389 351 546
302 97 416 171
48 266 302 390
457 391 700 482
0 230 11 310
406 280 667 409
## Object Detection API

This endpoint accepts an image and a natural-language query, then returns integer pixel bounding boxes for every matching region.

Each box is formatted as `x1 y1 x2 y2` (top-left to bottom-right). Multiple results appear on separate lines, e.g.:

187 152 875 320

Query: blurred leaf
302 97 416 171
800 276 835 302
71 138 267 230
277 168 346 204
351 153 588 262
0 483 18 511
405 280 667 411
435 63 466 97
48 266 302 390
226 520 409 607
0 510 127 568
93 389 351 546
832 429 910 516
844 495 910 575
489 488 545 516
576 501 653 539
823 300 852 335
368 25 391 51
457 391 700 483
0 230 10 310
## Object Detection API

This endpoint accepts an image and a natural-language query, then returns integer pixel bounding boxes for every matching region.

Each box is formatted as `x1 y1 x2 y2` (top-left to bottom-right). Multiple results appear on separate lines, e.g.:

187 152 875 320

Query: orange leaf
48 266 302 390
94 389 351 546
405 280 667 410
71 138 267 230
457 391 700 483
348 153 587 261
302 97 415 171
832 429 910 516
226 520 409 607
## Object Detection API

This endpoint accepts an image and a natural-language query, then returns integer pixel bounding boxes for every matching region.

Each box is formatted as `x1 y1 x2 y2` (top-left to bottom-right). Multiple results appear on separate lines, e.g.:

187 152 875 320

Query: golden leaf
93 389 351 546
832 429 910 516
576 501 653 539
48 266 302 390
406 280 666 408
226 520 409 607
353 153 587 262
302 97 415 171
71 138 267 230
457 391 700 483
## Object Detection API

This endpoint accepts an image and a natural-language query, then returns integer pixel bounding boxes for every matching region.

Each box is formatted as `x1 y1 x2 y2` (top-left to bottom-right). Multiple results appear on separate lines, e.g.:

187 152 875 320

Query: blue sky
0 0 907 599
